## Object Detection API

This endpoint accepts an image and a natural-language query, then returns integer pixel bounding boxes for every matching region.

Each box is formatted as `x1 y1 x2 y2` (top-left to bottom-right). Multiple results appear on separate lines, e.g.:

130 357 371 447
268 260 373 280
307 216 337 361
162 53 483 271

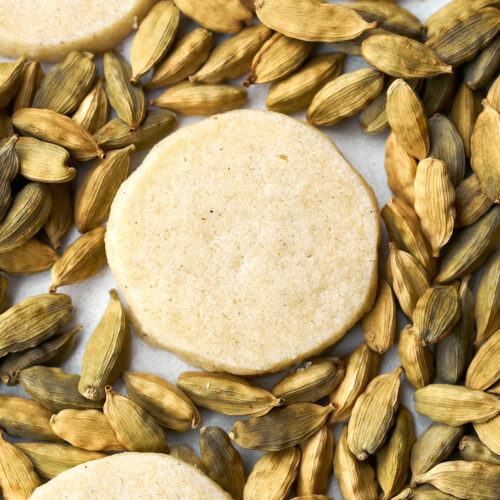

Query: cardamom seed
330 27 389 56
459 435 500 465
307 68 384 126
103 51 146 130
103 386 169 453
271 357 345 405
455 173 494 228
170 444 204 470
131 0 180 83
467 327 500 390
474 411 500 456
123 370 201 432
329 342 380 423
422 73 456 116
72 77 109 134
0 135 20 221
229 402 333 451
0 57 27 108
43 183 72 250
255 0 376 42
487 72 500 111
0 109 13 139
147 27 214 88
33 51 96 115
398 325 435 389
464 36 500 90
74 145 134 232
13 60 44 112
11 108 105 161
177 371 282 416
50 409 125 452
78 290 129 401
200 426 246 500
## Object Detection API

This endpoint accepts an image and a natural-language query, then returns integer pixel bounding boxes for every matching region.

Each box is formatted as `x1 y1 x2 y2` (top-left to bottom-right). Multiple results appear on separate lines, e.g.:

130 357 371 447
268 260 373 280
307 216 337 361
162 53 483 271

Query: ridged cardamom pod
422 72 456 116
170 444 204 470
0 57 27 108
0 135 20 221
467 327 500 390
13 60 44 112
72 77 109 134
330 27 389 56
0 109 13 139
459 435 500 465
455 173 494 228
488 72 500 111
43 183 73 250
464 36 500 90
474 411 500 456
359 81 391 136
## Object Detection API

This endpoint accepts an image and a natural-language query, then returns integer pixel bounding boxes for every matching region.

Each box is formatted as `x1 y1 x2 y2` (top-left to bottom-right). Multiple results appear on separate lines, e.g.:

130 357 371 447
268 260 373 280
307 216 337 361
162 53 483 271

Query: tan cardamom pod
72 77 109 134
0 135 20 221
78 290 129 401
33 51 96 115
243 446 300 500
123 371 200 432
474 411 500 456
422 72 456 117
13 60 44 112
359 81 391 136
464 36 500 90
387 78 429 160
488 72 500 111
200 426 246 500
459 435 500 465
229 403 333 451
74 145 134 232
103 386 169 453
50 409 125 452
177 371 282 416
347 366 403 461
170 444 204 470
398 325 435 389
0 109 13 139
467 327 500 390
455 173 494 228
307 68 384 126
0 293 72 358
330 27 390 56
50 226 106 292
271 357 345 405
43 183 73 250
0 57 27 108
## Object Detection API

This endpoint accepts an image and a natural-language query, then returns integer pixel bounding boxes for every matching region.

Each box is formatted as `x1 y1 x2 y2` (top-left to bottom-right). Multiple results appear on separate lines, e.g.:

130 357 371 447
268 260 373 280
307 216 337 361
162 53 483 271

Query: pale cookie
29 452 231 500
106 110 380 375
0 0 157 61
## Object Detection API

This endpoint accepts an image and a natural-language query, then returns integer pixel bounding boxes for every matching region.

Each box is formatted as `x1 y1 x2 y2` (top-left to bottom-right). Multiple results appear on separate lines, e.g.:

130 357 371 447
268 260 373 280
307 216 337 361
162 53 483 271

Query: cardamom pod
384 132 417 207
471 99 500 202
16 137 75 183
50 409 125 452
123 370 200 431
459 435 500 465
192 23 272 84
18 366 103 412
361 278 397 353
410 422 465 486
151 82 247 115
398 325 435 389
267 54 345 114
474 412 500 455
0 395 61 442
174 0 253 33
229 402 333 451
435 277 475 384
429 113 466 186
359 82 390 135
487 73 500 111
362 34 452 79
103 386 169 453
386 243 430 319
464 36 500 90
386 78 429 160
103 51 146 130
0 135 20 221
307 68 384 126
255 0 376 42
131 1 180 83
0 274 7 313
330 27 390 56
414 460 500 499
451 82 482 158
422 73 456 117
78 290 129 401
0 57 27 108
376 406 416 500
0 326 78 385
200 426 246 500
147 28 214 88
72 77 109 134
435 205 500 283
347 366 402 461
426 8 500 66
0 293 71 357
74 145 134 232
0 109 13 139
392 485 457 499
13 60 44 112
467 327 500 390
15 442 105 480
0 430 41 498
170 444 204 470
271 357 345 405
296 424 334 496
329 342 380 423
334 424 379 500
455 173 494 228
244 33 312 86
415 384 500 425
94 109 177 152
32 51 96 115
12 108 105 161
176 371 282 416
43 183 72 250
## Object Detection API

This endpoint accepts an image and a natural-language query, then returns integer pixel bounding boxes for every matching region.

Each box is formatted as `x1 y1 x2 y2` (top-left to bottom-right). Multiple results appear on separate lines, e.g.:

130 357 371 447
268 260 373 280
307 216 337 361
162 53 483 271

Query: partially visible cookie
29 452 232 499
0 0 157 61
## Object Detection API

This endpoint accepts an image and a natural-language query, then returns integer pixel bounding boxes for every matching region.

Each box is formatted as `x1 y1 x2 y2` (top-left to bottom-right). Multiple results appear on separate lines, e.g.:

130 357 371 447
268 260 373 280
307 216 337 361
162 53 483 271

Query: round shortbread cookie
0 0 157 61
29 452 231 500
106 110 380 375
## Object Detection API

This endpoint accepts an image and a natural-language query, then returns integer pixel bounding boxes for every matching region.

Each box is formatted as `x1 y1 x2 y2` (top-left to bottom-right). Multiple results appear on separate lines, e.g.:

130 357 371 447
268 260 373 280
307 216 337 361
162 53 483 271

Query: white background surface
0 0 469 498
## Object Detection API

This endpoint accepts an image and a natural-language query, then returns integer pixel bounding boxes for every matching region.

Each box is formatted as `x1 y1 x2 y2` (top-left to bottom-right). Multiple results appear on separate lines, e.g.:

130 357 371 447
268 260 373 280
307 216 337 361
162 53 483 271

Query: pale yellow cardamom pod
459 435 500 465
13 60 44 112
464 36 500 90
0 57 27 108
72 77 109 134
422 72 456 116
0 238 58 275
455 173 494 228
467 326 500 390
43 183 73 250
